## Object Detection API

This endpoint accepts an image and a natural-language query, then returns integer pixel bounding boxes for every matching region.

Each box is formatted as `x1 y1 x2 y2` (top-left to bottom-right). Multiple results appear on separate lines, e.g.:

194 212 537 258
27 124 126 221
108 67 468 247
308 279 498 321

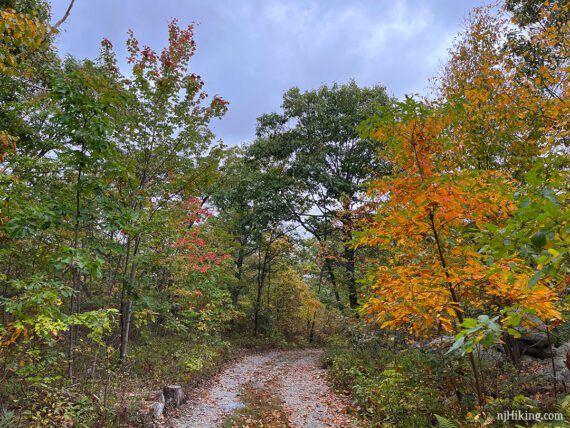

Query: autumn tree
1 9 233 422
0 0 77 162
359 97 563 405
359 0 568 405
436 2 569 177
435 0 569 320
97 22 228 361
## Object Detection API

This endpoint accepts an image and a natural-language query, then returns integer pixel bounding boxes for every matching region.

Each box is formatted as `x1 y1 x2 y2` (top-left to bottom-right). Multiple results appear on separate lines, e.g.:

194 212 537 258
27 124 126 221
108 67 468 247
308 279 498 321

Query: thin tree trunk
411 134 485 407
266 261 271 307
343 244 358 309
118 236 131 363
546 323 559 400
119 235 141 362
231 249 244 306
253 242 270 336
68 146 84 379
119 300 132 362
341 206 358 310
324 258 342 307
308 311 316 343
428 209 485 407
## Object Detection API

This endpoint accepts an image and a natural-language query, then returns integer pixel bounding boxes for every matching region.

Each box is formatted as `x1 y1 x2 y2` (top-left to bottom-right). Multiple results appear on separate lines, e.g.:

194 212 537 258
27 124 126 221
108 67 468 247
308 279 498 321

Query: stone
151 401 165 419
519 355 541 365
221 401 245 412
520 344 553 359
554 341 570 357
539 361 568 382
481 347 506 364
136 390 167 426
425 335 454 349
519 330 549 349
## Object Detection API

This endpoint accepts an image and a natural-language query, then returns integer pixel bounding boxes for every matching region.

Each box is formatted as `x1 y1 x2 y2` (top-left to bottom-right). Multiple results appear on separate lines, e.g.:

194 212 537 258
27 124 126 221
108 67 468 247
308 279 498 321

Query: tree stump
163 385 185 408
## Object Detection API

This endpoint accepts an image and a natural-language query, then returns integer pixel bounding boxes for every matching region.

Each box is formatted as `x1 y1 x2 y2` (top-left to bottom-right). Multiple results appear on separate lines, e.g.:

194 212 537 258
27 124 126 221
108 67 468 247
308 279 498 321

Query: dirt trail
172 349 356 428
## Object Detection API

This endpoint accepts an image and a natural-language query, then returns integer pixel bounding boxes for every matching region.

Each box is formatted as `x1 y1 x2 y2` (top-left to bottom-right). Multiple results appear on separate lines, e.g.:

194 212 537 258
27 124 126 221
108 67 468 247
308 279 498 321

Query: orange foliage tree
358 97 562 405
359 99 560 337
358 0 569 406
437 2 569 177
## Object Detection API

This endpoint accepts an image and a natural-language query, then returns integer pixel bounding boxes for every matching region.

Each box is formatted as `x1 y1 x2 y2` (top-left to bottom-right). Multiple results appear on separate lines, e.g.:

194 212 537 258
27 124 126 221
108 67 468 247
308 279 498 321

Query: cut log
163 384 185 408
151 390 165 405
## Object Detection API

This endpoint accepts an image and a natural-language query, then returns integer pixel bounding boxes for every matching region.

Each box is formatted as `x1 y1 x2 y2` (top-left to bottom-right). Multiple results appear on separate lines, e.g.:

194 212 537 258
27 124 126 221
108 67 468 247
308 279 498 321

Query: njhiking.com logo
497 410 564 422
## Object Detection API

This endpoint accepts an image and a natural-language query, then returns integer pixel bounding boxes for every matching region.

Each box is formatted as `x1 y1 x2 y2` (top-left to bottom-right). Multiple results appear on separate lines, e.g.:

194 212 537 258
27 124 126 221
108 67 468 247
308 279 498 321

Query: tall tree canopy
250 81 391 310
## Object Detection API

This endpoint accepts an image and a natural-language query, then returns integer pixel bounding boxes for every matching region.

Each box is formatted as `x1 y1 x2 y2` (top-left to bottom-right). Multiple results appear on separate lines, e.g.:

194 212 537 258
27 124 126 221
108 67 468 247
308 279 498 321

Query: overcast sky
51 0 483 146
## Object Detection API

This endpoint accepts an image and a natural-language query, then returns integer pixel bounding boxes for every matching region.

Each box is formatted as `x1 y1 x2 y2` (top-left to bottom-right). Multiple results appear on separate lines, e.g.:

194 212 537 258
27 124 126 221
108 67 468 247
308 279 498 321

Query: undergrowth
324 325 570 427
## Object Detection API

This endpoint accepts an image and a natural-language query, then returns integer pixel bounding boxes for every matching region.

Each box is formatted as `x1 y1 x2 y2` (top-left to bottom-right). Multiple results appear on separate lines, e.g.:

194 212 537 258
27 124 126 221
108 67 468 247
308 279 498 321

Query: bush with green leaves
326 334 447 427
0 276 116 376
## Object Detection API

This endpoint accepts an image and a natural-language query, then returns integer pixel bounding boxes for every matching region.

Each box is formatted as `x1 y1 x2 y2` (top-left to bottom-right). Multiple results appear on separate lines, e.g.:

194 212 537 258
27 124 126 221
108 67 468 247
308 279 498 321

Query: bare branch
52 0 76 31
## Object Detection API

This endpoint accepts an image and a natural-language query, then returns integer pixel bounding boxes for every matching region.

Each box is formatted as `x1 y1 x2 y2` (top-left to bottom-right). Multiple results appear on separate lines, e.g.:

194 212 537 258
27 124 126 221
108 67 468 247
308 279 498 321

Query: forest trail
171 349 356 428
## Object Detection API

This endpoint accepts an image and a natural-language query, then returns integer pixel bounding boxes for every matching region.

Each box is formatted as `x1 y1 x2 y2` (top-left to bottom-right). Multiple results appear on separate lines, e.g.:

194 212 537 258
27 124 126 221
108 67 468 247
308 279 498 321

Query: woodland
0 0 569 426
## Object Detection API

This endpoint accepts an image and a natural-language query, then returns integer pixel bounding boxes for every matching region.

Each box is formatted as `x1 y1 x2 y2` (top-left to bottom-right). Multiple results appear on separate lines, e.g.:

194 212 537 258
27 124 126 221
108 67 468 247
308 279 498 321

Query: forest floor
169 348 357 428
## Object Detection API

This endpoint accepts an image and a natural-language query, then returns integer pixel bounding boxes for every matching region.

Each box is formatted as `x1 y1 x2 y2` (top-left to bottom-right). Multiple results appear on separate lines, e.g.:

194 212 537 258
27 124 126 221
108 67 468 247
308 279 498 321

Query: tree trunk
325 258 342 308
341 204 358 311
428 209 485 407
231 249 244 306
253 244 269 336
119 299 132 361
68 148 83 379
502 332 522 363
308 311 316 343
253 274 263 336
119 235 141 363
343 244 358 309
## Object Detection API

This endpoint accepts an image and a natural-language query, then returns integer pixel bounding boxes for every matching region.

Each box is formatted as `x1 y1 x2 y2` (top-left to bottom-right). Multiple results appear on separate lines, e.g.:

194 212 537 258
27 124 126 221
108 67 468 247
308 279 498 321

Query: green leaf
508 328 522 338
518 198 532 209
531 230 547 248
445 336 465 355
527 270 542 288
477 315 490 323
435 414 459 428
461 318 478 328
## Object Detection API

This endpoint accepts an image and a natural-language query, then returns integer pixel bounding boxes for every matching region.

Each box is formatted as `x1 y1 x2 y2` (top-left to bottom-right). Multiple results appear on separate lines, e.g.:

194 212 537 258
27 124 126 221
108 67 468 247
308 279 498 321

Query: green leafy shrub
129 334 233 387
326 335 445 427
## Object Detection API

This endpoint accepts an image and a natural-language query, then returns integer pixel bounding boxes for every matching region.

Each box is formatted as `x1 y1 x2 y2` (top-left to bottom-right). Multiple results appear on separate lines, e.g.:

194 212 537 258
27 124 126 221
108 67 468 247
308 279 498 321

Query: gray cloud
51 0 483 146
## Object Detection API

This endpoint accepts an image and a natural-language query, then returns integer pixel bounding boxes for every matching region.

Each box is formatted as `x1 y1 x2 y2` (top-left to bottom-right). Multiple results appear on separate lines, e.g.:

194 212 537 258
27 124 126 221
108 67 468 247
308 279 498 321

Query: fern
435 414 459 428
0 410 15 428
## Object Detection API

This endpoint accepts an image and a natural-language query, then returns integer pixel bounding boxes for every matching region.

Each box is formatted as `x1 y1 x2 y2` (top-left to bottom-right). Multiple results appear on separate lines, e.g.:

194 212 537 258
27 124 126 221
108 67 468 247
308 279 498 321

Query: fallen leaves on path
170 349 356 428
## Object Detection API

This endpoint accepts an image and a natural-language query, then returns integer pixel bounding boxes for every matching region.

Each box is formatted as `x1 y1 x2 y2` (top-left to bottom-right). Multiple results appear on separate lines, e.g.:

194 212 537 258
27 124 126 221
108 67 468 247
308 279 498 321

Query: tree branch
52 0 76 31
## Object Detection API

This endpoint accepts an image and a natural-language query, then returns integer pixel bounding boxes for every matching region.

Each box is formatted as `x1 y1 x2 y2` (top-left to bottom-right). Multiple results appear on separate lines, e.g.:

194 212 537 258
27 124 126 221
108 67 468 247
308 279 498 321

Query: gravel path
173 349 356 428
